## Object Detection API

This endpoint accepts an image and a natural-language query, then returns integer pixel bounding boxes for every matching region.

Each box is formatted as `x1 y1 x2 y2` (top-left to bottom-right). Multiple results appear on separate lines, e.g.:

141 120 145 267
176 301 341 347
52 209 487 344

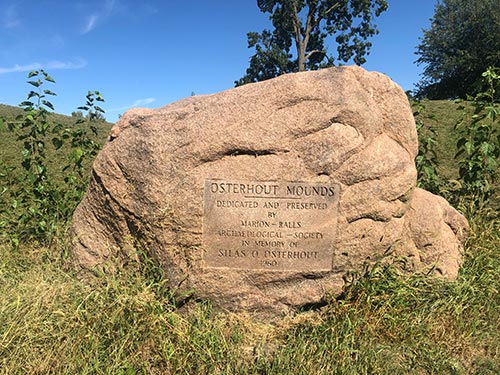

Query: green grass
414 99 500 212
0 103 112 183
414 100 464 180
0 217 498 374
0 101 499 374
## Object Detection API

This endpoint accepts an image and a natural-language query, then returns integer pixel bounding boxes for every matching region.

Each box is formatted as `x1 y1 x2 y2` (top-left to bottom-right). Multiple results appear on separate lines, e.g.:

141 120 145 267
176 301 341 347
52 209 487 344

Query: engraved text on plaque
203 179 340 271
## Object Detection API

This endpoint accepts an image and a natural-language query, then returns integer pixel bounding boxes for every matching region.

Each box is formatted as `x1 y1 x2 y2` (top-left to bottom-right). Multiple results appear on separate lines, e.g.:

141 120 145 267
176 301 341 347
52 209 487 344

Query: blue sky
0 0 436 122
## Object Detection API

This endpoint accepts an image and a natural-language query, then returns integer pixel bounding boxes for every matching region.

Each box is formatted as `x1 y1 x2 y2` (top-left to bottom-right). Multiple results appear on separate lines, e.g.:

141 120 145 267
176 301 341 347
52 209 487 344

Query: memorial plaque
203 179 340 271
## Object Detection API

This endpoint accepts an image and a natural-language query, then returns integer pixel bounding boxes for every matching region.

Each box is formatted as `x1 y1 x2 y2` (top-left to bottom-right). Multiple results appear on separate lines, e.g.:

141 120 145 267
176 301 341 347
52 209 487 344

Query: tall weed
1 71 106 246
454 67 500 210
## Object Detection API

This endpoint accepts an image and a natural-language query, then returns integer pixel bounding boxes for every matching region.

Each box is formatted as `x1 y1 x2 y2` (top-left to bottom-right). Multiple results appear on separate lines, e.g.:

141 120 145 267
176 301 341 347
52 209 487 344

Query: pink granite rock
71 66 468 318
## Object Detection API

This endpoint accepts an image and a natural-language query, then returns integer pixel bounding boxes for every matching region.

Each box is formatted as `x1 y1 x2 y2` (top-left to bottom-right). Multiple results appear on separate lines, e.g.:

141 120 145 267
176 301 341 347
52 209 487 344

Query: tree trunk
293 1 316 72
297 41 307 71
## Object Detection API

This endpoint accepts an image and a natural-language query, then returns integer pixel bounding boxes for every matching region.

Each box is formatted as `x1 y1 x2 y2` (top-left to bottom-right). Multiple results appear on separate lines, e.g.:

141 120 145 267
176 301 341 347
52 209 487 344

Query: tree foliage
236 0 388 86
416 0 500 99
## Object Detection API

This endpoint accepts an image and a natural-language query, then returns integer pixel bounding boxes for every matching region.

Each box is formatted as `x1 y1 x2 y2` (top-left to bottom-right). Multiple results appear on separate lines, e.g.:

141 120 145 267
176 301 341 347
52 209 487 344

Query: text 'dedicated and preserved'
203 179 340 271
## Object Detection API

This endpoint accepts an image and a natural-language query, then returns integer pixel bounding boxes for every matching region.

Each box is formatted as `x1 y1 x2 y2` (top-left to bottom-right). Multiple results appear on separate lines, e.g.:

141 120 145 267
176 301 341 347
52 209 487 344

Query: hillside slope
0 103 112 181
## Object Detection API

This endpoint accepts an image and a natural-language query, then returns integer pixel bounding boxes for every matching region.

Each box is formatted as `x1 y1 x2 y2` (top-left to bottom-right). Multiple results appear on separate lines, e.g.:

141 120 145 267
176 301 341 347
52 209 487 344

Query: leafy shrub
1 71 106 246
454 67 500 208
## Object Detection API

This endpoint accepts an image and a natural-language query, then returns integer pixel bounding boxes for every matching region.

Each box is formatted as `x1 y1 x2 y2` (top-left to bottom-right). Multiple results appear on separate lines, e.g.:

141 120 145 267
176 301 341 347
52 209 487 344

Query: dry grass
0 215 498 374
1 100 499 374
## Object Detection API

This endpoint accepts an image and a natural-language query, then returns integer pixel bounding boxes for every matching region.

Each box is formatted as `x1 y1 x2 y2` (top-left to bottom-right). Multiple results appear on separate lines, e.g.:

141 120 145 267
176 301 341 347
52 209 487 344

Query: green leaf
27 91 39 99
28 71 38 78
52 123 64 133
456 137 467 149
19 101 34 108
42 100 54 110
44 74 55 83
72 148 84 162
28 80 42 88
480 142 493 155
465 141 474 155
487 156 498 168
36 164 45 174
95 92 105 101
52 137 63 150
43 89 57 96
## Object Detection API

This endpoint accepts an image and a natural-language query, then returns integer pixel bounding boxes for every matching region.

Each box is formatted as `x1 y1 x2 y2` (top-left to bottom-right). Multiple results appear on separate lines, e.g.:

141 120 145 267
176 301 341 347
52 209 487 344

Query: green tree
416 0 500 99
236 0 388 86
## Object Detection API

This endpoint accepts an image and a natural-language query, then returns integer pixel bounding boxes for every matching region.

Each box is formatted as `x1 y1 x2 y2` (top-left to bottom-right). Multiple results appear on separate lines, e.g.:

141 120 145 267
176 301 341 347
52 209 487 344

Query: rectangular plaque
203 179 340 271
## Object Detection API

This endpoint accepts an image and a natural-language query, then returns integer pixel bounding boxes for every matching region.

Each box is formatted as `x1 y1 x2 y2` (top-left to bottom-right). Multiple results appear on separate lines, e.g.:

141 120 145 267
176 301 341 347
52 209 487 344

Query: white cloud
3 4 21 29
0 59 87 75
108 98 156 112
81 0 119 34
46 59 88 70
82 14 98 34
132 98 155 106
105 0 117 13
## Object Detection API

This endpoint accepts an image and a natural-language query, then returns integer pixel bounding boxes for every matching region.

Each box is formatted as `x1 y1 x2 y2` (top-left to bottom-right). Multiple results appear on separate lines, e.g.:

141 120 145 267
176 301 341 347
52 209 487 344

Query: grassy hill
0 100 475 191
414 100 463 179
414 99 500 213
0 100 499 374
0 99 492 188
0 103 113 182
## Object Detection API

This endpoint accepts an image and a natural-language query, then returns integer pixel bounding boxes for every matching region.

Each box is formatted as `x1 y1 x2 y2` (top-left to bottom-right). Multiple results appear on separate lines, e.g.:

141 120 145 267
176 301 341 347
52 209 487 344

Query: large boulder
71 66 468 318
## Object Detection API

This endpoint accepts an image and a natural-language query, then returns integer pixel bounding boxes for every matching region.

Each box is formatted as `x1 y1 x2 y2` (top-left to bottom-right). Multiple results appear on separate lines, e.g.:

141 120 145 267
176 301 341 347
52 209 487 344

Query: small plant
7 70 62 242
59 91 105 183
454 67 500 207
56 91 106 222
10 70 56 198
69 91 105 177
4 71 107 245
